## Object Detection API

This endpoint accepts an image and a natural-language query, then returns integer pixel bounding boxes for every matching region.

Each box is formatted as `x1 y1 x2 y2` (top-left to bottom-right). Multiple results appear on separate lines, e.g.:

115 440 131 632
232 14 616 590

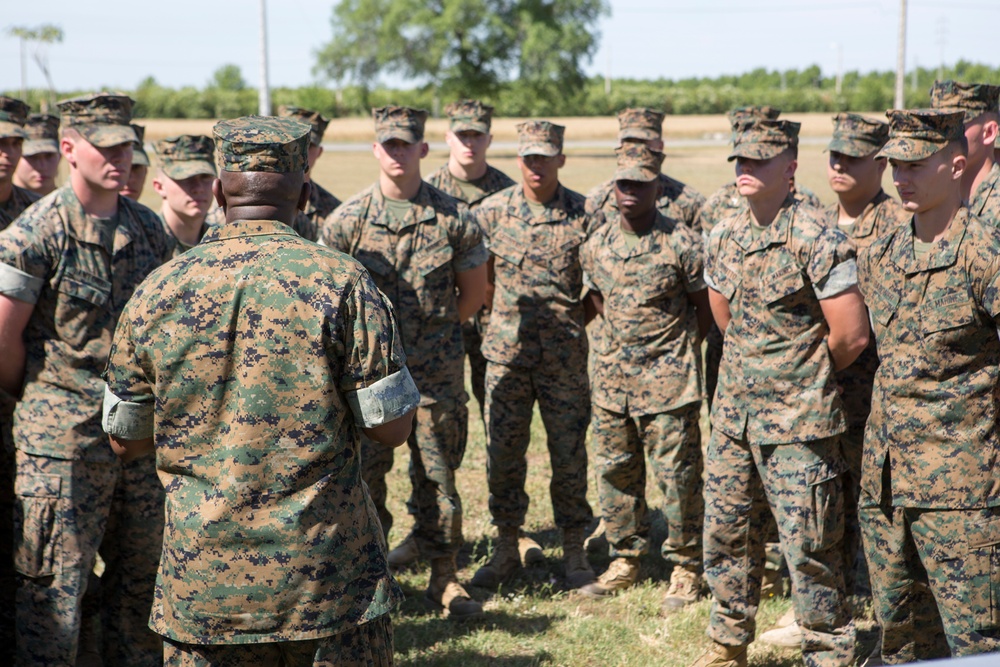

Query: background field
136 115 879 666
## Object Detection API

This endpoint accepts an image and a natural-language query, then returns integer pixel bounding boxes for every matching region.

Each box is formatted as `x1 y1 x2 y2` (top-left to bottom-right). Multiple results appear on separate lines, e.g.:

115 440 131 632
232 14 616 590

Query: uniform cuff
0 263 43 304
454 242 489 273
703 269 718 292
815 259 858 300
102 386 155 440
346 367 420 428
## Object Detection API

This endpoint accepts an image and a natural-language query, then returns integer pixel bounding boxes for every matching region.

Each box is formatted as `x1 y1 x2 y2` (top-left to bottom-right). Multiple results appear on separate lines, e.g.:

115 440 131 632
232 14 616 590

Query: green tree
314 0 608 112
7 23 63 107
209 64 247 92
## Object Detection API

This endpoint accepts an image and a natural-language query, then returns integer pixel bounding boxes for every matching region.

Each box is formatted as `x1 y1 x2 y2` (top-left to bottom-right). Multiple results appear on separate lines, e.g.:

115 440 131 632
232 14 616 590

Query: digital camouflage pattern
613 142 664 182
21 113 59 156
161 614 394 667
153 134 216 180
585 173 706 232
58 93 137 147
617 107 664 142
729 119 801 161
929 79 1000 121
213 115 311 173
727 105 781 131
0 95 29 138
157 211 211 259
445 99 494 134
877 109 965 161
969 161 1000 228
476 182 594 530
132 124 150 167
321 181 486 551
705 196 855 445
103 218 411 643
301 181 342 242
516 120 564 156
204 205 321 242
278 105 330 146
373 105 427 144
827 113 889 157
697 182 822 238
703 431 855 666
0 186 40 231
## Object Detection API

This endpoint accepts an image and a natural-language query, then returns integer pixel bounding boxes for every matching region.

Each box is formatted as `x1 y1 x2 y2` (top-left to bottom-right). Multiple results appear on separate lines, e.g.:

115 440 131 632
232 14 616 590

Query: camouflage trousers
162 614 394 667
591 402 703 569
484 361 593 530
860 500 1000 663
13 450 164 667
703 431 856 667
362 398 468 558
463 316 488 422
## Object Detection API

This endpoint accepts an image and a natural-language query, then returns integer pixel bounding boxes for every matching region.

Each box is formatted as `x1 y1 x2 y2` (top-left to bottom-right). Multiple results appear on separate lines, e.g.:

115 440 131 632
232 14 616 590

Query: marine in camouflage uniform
857 109 1000 663
121 123 150 201
102 115 417 666
12 112 60 198
0 93 172 667
0 96 40 229
693 120 867 667
470 121 596 591
278 105 342 241
151 134 217 257
930 80 1000 227
320 106 487 619
577 145 710 610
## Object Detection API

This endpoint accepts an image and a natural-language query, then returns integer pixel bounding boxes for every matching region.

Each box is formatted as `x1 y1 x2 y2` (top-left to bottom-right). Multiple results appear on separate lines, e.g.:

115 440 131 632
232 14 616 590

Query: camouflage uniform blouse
475 184 594 368
300 181 342 242
0 184 40 230
0 186 170 461
585 173 705 233
697 181 823 238
103 219 415 643
580 213 705 415
320 182 487 404
857 208 1000 508
969 161 1000 228
426 164 515 208
205 205 321 243
705 196 855 445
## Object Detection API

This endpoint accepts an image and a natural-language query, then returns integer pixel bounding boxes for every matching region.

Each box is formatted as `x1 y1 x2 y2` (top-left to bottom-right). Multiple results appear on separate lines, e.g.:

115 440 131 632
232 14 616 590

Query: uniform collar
59 186 131 253
970 162 1000 215
608 212 671 259
373 182 437 232
202 218 298 242
889 207 969 274
509 184 569 225
731 194 796 254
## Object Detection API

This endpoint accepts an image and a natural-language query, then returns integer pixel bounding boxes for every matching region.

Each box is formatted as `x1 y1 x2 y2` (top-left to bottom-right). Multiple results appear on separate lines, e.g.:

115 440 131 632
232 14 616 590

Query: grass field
130 115 881 666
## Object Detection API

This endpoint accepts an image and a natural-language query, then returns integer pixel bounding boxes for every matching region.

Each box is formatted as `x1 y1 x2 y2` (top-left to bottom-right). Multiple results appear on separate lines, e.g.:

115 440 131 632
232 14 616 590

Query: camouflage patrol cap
727 105 781 131
614 143 664 182
728 119 800 161
516 120 565 157
0 96 30 140
929 80 1000 122
827 113 889 157
278 105 329 147
877 109 966 161
57 92 137 147
154 135 217 180
445 99 494 133
213 115 310 173
617 107 664 142
22 113 59 155
373 105 428 144
131 124 150 167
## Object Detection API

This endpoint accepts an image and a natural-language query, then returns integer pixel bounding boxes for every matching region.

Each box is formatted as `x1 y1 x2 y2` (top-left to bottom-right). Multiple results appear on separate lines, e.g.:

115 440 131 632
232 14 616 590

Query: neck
913 192 963 242
70 172 119 218
380 171 421 200
0 177 12 204
162 206 205 246
620 208 658 235
448 156 487 182
747 186 789 227
837 184 882 221
963 155 996 201
523 180 558 204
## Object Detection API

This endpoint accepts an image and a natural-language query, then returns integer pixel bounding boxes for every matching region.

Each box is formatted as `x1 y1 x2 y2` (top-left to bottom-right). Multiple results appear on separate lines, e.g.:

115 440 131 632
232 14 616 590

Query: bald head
213 170 309 224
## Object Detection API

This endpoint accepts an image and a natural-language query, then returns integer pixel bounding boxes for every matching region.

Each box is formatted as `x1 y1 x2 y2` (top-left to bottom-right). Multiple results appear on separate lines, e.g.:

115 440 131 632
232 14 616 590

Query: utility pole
935 17 948 82
831 42 843 96
258 0 271 116
894 0 907 108
605 46 612 96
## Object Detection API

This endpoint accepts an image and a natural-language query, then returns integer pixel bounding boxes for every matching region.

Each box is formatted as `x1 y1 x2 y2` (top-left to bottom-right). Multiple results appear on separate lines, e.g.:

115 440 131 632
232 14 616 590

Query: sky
1 0 998 94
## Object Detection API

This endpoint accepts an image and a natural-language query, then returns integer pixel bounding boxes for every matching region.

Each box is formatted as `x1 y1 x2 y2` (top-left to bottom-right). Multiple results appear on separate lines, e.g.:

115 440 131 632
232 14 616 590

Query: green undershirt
913 238 934 260
384 196 413 224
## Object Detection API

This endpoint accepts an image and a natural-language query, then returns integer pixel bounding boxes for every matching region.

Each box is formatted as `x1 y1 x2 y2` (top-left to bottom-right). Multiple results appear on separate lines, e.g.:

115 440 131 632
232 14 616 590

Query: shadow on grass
398 647 552 667
393 608 556 657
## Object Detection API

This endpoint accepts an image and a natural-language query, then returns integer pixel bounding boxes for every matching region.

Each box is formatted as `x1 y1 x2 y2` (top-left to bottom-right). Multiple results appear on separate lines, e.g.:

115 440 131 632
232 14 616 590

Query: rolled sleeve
102 386 154 440
815 258 858 299
346 367 420 428
0 262 43 304
454 240 489 273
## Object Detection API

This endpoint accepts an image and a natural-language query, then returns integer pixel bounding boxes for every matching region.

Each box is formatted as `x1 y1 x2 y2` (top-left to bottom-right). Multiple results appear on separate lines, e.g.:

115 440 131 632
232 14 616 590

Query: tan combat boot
661 565 703 614
470 526 521 589
689 642 748 667
562 527 596 589
386 530 421 569
578 556 640 599
518 532 545 566
427 555 484 620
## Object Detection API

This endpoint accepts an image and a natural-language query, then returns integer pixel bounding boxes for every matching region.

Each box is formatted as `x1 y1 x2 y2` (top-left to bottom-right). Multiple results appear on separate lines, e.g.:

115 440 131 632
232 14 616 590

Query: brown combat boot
578 556 640 599
688 642 748 667
661 565 702 614
518 532 545 566
562 527 596 589
470 527 521 589
427 555 484 620
386 530 421 569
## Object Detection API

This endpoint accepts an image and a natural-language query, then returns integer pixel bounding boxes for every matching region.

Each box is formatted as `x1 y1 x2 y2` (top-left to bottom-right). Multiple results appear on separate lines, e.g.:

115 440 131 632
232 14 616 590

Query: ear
556 153 567 169
151 176 165 197
60 134 76 166
952 153 967 181
486 133 493 149
419 142 429 159
875 157 888 177
372 142 381 159
212 178 225 210
298 181 311 211
784 157 798 180
983 119 1000 147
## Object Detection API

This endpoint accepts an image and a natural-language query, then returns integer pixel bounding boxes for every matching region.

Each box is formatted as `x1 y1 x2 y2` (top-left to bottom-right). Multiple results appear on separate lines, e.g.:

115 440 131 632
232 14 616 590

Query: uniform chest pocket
642 264 682 304
355 249 394 277
57 268 110 309
414 239 454 277
762 266 805 304
921 294 976 340
490 231 525 268
530 230 586 276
